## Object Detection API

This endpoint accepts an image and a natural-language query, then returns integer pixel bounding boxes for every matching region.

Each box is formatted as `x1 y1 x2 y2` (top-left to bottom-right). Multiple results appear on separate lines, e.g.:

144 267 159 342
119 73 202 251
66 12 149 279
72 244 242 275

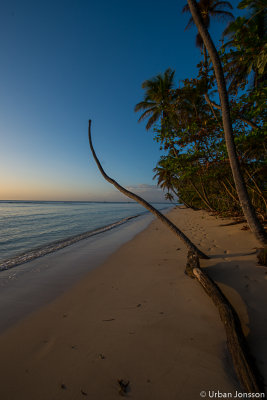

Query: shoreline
0 211 159 334
0 214 140 272
0 204 173 271
0 200 173 268
0 207 266 399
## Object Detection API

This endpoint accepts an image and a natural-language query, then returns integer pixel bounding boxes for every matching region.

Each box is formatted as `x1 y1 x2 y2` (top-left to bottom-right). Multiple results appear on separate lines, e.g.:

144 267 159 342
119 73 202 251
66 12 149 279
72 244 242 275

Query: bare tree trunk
191 181 214 211
187 0 267 245
245 169 267 212
174 193 192 209
88 120 208 259
221 180 240 205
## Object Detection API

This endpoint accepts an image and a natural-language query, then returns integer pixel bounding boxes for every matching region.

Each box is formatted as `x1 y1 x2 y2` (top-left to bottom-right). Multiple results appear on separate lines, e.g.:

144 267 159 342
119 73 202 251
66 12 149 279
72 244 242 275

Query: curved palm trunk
187 0 267 245
88 120 208 259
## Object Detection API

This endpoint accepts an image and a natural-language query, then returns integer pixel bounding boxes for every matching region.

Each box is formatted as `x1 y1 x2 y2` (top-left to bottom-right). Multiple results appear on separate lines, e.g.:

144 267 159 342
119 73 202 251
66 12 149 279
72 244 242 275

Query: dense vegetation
135 0 266 224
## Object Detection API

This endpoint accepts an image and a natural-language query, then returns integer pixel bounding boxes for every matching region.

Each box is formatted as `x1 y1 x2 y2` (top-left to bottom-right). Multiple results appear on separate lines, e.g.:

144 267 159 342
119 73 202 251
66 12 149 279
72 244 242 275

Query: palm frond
212 1 233 11
137 108 156 122
145 111 161 130
134 101 156 112
196 33 204 48
182 4 190 13
210 10 235 22
184 16 195 31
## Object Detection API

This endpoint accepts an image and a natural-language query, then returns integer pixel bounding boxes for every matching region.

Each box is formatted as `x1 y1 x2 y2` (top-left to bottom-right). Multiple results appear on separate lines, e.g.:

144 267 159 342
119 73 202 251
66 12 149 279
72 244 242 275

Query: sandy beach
0 207 266 399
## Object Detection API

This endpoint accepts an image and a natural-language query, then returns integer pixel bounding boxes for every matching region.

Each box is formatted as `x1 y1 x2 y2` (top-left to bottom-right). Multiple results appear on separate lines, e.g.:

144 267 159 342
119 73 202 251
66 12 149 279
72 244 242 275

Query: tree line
134 0 266 244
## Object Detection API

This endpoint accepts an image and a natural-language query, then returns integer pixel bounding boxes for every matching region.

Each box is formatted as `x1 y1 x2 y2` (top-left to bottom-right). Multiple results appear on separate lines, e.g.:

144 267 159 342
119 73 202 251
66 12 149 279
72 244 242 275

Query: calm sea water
0 201 171 266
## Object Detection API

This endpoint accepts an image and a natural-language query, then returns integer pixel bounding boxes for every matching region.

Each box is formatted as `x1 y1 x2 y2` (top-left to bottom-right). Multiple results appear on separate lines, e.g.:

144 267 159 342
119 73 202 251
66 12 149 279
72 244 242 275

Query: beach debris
102 318 115 322
241 225 249 230
136 303 141 308
176 248 181 251
61 384 67 390
81 389 88 396
118 379 130 396
98 353 106 359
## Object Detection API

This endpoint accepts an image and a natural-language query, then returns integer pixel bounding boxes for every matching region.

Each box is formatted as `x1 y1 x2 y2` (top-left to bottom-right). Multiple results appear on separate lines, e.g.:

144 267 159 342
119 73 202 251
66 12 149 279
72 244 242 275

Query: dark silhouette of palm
153 159 178 196
183 0 234 47
134 68 175 130
223 0 267 90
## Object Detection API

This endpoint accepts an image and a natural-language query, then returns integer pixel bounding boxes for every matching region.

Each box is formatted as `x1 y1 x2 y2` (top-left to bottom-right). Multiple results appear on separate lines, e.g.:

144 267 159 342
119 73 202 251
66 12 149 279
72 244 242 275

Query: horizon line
0 199 174 204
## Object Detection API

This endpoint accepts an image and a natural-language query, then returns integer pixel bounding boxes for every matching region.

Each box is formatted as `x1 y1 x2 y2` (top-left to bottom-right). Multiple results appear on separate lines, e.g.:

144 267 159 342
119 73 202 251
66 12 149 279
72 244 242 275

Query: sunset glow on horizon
0 0 241 202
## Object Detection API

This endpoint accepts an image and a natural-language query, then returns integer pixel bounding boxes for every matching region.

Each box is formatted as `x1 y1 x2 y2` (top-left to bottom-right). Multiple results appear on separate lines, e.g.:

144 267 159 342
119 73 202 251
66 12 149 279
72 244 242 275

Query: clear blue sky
0 0 240 202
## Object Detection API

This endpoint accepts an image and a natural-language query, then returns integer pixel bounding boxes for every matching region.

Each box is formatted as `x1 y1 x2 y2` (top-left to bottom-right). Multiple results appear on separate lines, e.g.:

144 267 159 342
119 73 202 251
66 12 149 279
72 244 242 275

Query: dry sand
0 207 266 400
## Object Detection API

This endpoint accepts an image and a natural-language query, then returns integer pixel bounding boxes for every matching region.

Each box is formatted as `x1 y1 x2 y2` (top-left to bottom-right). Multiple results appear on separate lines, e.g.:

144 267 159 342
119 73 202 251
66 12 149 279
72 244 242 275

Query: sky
0 0 241 202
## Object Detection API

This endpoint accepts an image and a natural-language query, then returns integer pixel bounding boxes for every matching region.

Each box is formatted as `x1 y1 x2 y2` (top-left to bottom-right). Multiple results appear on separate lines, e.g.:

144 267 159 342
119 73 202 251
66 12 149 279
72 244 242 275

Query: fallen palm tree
88 119 264 393
186 251 264 393
88 120 208 260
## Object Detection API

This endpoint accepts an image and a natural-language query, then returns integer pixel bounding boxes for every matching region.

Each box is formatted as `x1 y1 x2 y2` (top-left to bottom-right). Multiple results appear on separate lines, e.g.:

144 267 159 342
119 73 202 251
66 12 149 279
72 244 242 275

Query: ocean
0 200 171 269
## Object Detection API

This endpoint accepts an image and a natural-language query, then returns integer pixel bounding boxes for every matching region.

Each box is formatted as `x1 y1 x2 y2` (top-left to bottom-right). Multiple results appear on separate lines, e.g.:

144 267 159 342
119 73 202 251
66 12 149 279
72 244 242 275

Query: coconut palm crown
183 0 234 47
134 68 175 131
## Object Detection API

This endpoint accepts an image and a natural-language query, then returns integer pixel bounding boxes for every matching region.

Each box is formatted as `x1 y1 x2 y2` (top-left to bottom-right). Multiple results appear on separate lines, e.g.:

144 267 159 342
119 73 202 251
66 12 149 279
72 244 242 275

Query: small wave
0 215 138 272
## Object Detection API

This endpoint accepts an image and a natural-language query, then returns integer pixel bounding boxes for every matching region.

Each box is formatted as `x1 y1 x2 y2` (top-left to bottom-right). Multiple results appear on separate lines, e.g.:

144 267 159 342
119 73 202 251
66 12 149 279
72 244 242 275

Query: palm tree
223 0 267 91
183 0 234 108
183 0 234 48
186 0 267 245
153 158 179 199
134 68 175 131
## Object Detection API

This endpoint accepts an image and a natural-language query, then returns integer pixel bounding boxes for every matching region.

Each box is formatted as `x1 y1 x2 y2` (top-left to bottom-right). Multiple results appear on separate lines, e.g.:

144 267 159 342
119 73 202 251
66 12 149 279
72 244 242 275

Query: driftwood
88 120 208 259
186 250 264 393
